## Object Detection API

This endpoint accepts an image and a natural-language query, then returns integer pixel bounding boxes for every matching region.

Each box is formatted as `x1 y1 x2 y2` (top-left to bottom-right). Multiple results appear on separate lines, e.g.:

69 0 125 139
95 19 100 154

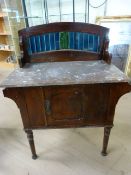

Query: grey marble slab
0 61 129 88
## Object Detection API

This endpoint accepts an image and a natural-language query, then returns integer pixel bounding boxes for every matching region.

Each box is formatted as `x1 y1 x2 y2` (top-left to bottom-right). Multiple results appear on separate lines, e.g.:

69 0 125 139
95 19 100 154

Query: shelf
0 49 14 52
0 33 11 36
0 2 18 69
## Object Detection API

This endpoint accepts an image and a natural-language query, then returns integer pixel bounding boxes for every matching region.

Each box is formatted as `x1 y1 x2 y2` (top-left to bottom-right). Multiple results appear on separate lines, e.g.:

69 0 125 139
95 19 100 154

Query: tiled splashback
28 32 100 55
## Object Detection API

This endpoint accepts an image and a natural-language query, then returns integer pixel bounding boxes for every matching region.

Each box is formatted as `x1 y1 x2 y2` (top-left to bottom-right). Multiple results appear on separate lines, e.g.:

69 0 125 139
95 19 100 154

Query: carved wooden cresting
0 22 131 159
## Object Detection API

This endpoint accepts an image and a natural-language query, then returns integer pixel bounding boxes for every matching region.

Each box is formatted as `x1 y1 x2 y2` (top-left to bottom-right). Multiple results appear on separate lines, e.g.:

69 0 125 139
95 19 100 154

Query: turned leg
25 129 38 159
101 126 112 156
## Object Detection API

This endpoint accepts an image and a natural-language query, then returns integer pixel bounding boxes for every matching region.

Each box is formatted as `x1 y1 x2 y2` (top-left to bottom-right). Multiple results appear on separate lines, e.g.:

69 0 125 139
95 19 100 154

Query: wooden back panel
18 22 110 67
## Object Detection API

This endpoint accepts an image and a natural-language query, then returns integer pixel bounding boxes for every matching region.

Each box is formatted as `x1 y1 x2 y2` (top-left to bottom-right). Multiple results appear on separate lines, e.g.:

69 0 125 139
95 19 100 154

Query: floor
0 68 131 175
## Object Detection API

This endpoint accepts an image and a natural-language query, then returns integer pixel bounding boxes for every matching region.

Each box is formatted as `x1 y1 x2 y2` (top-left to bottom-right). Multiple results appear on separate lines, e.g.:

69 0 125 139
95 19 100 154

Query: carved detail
101 37 112 64
19 36 25 67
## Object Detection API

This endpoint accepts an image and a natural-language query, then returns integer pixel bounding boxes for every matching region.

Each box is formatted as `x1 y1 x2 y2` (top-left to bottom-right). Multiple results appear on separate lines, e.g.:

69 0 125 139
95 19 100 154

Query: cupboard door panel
44 84 109 127
44 86 84 122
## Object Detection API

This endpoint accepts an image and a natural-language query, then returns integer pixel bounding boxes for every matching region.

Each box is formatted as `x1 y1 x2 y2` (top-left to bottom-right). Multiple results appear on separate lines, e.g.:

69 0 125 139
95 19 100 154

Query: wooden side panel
106 82 131 124
84 84 110 125
23 87 46 127
3 88 30 128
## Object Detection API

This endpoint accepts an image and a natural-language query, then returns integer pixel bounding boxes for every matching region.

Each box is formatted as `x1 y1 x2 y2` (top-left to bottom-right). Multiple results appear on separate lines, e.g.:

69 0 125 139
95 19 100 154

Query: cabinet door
44 84 109 127
44 86 86 126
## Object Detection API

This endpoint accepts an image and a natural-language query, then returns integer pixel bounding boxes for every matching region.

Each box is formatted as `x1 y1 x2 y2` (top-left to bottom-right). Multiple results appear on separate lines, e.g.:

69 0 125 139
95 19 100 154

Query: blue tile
84 33 89 50
93 35 99 52
45 33 50 51
97 35 100 52
88 34 94 51
74 32 79 49
55 32 59 50
40 35 46 51
28 32 100 54
50 33 55 50
35 35 41 52
69 32 74 49
30 36 36 53
78 33 84 50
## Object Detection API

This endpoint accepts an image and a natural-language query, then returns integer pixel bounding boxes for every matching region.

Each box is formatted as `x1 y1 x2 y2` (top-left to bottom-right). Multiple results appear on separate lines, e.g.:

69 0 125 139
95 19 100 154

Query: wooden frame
18 22 111 67
96 16 131 24
96 16 131 76
1 22 131 160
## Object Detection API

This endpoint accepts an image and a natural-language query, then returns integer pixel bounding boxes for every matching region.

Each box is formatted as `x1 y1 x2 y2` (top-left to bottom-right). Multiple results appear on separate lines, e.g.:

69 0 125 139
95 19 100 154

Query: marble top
0 61 129 88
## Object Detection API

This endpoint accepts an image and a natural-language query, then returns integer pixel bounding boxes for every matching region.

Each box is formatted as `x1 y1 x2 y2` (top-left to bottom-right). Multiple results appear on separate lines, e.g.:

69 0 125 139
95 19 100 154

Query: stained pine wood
1 23 131 159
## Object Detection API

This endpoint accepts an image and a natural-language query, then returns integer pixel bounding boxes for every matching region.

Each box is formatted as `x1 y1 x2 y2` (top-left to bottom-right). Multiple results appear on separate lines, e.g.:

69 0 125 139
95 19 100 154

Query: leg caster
25 129 38 159
101 126 112 156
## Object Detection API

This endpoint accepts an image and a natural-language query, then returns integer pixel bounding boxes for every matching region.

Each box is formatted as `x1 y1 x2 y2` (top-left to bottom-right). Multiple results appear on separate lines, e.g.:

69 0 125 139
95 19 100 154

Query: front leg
101 126 112 156
25 129 38 159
